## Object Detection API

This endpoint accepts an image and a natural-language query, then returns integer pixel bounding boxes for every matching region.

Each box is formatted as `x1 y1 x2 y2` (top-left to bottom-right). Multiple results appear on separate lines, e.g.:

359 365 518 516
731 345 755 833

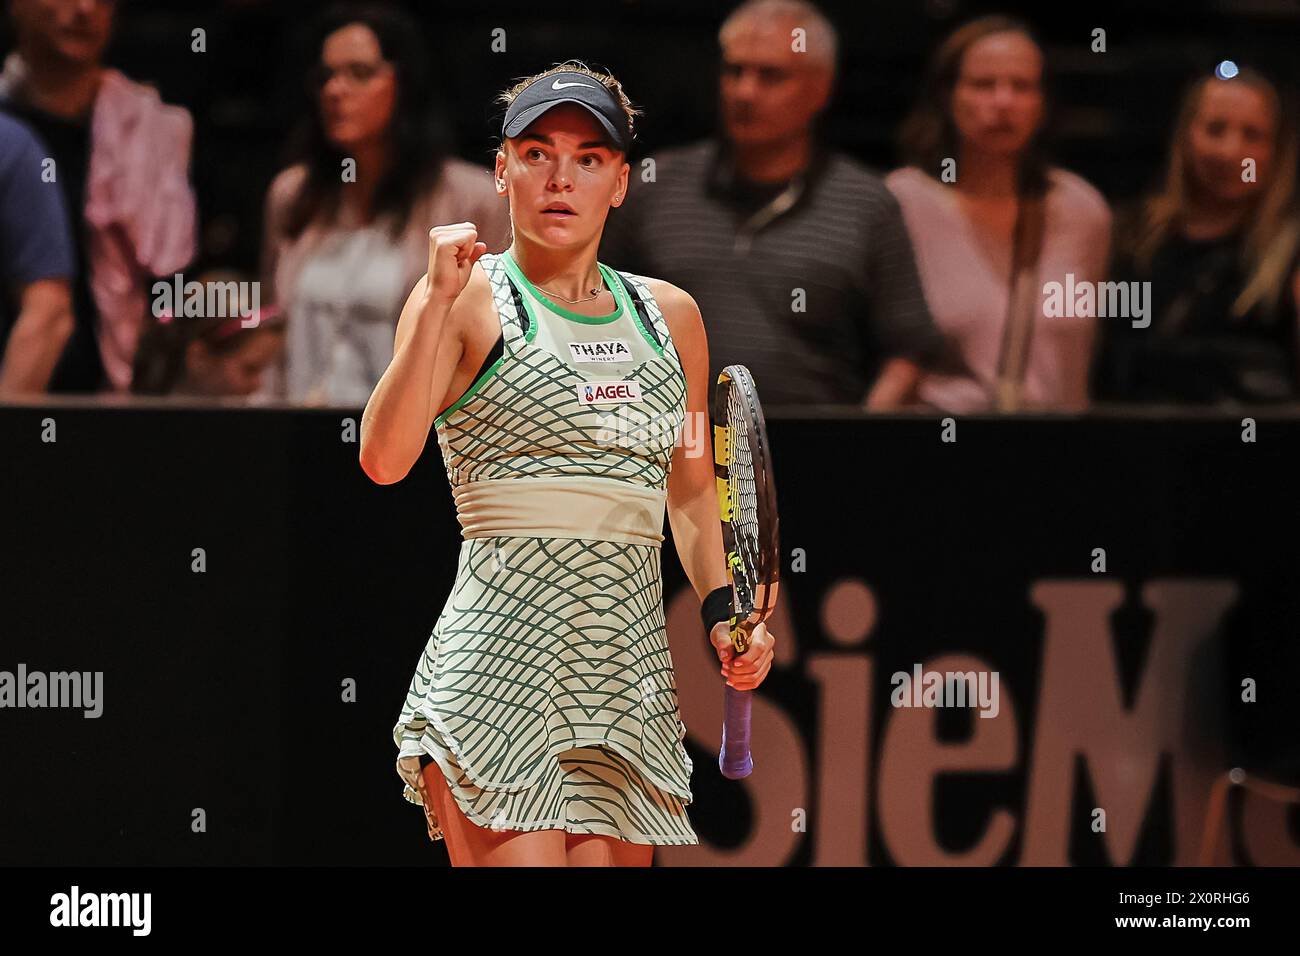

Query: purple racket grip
719 683 754 779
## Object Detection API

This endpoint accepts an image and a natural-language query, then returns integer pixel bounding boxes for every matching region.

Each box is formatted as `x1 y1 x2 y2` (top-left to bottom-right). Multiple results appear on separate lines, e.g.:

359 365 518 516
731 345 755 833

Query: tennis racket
713 364 780 780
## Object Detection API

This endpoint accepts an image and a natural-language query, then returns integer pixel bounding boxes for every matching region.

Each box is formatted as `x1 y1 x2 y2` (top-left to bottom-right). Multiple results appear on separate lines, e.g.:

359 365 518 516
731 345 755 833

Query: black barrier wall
2 408 1297 866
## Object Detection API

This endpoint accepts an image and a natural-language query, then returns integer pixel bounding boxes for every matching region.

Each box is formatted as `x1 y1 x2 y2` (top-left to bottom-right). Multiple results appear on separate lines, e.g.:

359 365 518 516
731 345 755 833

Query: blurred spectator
1093 67 1300 405
0 110 74 396
0 0 197 394
261 2 509 406
131 270 285 397
886 16 1112 413
599 0 941 411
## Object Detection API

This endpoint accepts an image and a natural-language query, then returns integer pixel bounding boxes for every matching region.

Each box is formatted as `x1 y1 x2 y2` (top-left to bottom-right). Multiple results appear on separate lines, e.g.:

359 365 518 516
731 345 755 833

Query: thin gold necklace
535 274 607 304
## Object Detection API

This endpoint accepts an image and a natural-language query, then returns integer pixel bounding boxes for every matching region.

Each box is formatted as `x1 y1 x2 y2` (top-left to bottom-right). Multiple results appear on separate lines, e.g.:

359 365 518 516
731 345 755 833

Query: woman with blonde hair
360 61 776 866
1094 67 1300 403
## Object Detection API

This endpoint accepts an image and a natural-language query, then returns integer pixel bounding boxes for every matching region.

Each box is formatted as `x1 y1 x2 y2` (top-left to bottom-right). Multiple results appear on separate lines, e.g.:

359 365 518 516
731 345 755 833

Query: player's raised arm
359 223 485 484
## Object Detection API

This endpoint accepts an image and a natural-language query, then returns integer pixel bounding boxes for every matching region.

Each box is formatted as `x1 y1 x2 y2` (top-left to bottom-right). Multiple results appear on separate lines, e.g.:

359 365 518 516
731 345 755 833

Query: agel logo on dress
577 380 644 405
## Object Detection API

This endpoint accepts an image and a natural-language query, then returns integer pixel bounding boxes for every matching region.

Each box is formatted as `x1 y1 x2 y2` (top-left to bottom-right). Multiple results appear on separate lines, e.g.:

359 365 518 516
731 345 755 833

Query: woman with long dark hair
360 61 776 866
886 16 1112 412
261 3 509 405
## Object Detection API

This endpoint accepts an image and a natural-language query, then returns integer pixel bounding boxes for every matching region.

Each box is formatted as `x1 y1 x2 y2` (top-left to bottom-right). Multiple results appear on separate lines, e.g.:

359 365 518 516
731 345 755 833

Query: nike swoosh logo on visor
552 79 597 90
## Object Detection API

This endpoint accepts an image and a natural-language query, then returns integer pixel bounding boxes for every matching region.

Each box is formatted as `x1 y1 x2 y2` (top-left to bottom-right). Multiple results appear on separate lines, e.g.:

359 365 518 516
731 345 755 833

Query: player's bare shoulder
640 275 705 355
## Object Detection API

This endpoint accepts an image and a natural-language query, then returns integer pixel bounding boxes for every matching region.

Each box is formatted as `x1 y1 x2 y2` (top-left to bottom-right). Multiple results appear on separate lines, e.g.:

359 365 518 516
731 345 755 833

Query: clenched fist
425 222 488 306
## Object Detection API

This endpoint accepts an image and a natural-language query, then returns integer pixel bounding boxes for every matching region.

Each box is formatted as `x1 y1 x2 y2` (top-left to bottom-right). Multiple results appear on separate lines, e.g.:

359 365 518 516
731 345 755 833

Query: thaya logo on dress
568 340 632 364
577 380 643 405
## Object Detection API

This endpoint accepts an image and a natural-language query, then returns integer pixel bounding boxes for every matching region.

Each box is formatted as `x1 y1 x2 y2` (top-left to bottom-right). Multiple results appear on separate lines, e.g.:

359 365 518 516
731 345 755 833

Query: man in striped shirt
599 0 941 411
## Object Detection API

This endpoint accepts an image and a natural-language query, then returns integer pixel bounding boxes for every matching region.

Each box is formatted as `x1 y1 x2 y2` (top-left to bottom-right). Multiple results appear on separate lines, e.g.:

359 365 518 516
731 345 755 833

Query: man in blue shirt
0 111 75 395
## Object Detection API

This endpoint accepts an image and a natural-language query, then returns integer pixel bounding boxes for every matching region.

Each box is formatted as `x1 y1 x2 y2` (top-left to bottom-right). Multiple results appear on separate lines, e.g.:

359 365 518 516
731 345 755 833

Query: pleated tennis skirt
402 725 699 846
393 535 700 847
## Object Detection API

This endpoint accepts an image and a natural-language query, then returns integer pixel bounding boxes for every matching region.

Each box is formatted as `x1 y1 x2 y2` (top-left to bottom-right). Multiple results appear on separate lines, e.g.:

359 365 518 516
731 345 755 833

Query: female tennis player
359 62 776 866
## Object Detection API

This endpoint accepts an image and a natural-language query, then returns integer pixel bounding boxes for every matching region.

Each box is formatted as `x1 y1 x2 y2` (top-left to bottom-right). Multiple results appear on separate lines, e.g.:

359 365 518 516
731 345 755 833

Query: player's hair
1131 67 1299 320
494 60 641 153
898 14 1053 198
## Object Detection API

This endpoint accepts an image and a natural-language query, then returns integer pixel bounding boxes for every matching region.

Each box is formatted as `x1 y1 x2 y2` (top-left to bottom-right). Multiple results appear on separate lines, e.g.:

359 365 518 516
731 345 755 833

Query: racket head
713 364 780 650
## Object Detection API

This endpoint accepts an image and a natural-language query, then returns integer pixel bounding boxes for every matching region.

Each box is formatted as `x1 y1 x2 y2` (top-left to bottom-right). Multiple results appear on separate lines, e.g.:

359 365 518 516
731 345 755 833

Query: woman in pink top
886 16 1112 413
261 4 509 404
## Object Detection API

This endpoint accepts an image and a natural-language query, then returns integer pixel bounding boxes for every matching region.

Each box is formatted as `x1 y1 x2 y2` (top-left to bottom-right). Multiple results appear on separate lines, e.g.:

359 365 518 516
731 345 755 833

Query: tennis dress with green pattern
392 249 698 845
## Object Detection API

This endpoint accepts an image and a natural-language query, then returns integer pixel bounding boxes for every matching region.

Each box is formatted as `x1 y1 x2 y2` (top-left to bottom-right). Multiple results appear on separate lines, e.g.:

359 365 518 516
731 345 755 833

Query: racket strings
726 383 764 609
